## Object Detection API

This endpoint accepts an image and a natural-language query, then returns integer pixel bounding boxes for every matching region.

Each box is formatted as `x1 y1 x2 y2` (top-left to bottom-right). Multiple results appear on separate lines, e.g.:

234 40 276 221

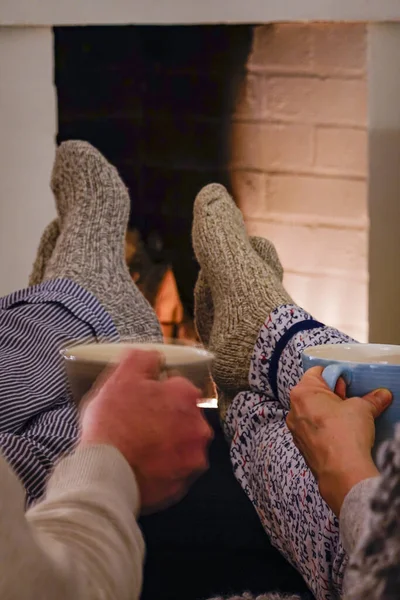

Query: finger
90 362 118 393
185 465 208 489
300 366 328 388
117 349 163 380
300 366 344 397
140 481 189 515
286 411 294 432
334 377 347 400
200 415 214 445
165 368 183 379
79 362 118 417
362 388 393 418
162 376 201 406
177 445 211 479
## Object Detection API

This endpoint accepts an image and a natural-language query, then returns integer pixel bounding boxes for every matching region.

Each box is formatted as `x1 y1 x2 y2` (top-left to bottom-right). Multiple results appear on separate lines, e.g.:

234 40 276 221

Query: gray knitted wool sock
29 218 60 286
195 236 284 348
192 183 292 395
344 424 400 599
195 236 285 421
43 140 162 342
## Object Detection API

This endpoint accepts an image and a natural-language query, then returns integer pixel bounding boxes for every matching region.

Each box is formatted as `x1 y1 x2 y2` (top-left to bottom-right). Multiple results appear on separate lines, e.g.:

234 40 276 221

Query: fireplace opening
54 25 253 340
54 23 368 343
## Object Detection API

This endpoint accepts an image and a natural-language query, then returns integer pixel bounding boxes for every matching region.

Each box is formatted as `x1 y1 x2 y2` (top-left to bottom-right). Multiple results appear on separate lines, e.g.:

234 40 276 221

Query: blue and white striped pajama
0 279 118 506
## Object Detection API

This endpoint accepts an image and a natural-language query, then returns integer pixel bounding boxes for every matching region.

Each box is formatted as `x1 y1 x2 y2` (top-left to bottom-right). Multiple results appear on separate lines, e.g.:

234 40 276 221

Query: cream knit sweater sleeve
0 444 145 600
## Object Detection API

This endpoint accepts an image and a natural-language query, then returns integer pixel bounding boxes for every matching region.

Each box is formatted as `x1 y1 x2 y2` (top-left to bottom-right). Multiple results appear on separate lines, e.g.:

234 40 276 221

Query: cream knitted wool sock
29 218 60 286
195 236 285 420
192 183 292 395
43 141 162 342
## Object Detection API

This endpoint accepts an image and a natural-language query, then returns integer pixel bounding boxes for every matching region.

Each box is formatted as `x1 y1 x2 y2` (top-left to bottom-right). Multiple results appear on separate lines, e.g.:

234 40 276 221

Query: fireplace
2 2 400 344
54 25 252 339
54 22 368 342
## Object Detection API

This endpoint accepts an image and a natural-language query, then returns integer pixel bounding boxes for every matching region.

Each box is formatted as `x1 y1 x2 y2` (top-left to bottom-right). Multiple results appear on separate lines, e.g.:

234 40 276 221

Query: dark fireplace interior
54 25 253 326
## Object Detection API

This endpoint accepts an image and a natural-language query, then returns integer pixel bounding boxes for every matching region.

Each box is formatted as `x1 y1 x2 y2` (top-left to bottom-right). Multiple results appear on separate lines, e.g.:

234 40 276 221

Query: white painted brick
234 73 266 120
249 24 312 71
261 123 314 170
283 271 368 337
266 174 367 223
266 76 367 127
231 122 313 171
244 220 368 276
232 23 369 343
231 170 267 218
315 127 367 176
231 123 262 170
311 24 366 75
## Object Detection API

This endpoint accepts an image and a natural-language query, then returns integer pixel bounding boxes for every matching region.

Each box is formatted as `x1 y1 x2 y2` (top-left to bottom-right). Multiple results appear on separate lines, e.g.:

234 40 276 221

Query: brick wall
231 24 368 341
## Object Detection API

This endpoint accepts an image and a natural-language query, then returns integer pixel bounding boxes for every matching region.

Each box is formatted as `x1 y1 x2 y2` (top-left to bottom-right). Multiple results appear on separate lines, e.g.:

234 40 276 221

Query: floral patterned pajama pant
225 305 357 600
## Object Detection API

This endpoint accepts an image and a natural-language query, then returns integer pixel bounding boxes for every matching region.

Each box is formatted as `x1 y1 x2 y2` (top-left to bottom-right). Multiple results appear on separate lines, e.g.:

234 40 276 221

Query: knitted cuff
45 444 140 515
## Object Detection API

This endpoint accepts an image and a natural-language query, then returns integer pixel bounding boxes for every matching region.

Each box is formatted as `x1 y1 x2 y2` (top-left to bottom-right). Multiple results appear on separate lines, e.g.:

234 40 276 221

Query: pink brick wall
231 23 368 341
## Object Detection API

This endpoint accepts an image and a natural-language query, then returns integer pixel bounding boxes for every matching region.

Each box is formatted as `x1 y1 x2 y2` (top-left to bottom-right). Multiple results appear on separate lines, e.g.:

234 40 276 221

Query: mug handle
322 364 352 392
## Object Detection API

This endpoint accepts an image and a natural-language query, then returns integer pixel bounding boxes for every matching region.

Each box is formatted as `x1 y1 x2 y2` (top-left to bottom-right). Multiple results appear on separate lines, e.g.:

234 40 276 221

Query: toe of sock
192 183 247 266
193 183 243 226
51 140 129 224
193 183 229 213
51 140 112 194
55 140 107 165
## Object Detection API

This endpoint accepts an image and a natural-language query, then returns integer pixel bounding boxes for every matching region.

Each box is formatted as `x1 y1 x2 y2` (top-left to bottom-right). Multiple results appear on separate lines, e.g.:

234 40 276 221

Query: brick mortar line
232 117 367 129
231 118 367 132
284 268 368 283
231 167 367 183
244 215 369 231
246 67 366 81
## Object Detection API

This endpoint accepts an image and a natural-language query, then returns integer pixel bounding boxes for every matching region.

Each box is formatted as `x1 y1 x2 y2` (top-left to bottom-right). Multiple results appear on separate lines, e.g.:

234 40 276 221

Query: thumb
362 388 393 418
118 349 163 380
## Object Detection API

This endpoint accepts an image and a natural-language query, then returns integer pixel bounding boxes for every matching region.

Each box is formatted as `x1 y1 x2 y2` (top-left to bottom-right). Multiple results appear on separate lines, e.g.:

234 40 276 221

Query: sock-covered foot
194 270 214 348
195 236 284 348
195 236 285 419
29 218 60 286
43 140 162 342
192 183 292 395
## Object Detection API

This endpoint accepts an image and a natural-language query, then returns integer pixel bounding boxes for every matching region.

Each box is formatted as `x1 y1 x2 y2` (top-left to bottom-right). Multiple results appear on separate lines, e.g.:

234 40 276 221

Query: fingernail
372 388 392 403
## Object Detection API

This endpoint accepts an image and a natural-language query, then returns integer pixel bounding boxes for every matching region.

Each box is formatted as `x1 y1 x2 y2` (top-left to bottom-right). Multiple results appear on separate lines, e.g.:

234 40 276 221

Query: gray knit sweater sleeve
343 425 400 600
339 477 379 555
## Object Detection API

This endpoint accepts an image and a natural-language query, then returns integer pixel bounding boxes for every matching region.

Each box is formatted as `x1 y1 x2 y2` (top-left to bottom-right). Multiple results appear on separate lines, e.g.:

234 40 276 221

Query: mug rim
61 341 214 368
302 343 400 366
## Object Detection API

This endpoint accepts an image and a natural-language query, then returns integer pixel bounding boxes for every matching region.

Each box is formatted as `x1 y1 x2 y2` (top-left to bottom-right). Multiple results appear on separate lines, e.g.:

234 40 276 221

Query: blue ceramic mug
302 343 400 457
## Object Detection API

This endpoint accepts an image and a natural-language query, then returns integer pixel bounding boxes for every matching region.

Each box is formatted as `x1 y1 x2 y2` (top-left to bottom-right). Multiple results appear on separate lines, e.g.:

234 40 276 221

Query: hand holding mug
80 350 213 513
287 366 391 515
302 343 400 452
